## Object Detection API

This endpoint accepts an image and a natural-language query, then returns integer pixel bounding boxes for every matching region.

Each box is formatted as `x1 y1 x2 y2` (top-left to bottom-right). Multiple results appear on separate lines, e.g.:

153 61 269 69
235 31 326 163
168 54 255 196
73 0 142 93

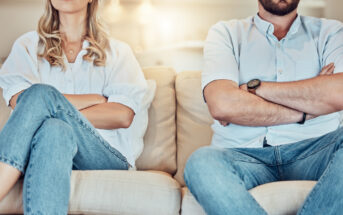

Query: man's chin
259 0 300 16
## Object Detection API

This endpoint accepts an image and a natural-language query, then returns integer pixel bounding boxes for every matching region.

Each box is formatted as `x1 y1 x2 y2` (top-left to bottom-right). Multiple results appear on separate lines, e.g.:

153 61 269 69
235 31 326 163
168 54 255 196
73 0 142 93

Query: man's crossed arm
204 63 339 127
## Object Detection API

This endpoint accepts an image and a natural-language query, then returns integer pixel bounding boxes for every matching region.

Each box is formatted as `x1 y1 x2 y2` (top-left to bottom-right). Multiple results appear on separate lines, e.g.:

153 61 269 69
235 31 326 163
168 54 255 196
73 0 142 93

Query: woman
0 0 148 213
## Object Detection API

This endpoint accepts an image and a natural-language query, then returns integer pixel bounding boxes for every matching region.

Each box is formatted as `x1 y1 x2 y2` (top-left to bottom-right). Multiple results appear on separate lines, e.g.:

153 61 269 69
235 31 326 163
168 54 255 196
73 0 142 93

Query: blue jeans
184 128 343 215
0 84 129 214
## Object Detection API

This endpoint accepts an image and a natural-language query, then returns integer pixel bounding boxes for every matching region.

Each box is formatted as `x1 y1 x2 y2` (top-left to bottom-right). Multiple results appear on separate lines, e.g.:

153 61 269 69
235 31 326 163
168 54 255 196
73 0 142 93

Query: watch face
248 79 260 89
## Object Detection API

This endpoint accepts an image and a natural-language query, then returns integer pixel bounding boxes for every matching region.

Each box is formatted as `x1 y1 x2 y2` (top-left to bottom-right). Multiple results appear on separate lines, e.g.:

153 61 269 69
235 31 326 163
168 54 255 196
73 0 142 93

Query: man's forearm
256 73 343 116
217 91 305 126
205 80 305 127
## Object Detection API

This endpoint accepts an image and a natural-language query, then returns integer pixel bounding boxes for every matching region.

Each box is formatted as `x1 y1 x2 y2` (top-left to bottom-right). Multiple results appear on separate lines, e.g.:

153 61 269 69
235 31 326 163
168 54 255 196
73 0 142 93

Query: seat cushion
174 71 213 185
137 67 177 174
0 170 181 215
181 181 317 215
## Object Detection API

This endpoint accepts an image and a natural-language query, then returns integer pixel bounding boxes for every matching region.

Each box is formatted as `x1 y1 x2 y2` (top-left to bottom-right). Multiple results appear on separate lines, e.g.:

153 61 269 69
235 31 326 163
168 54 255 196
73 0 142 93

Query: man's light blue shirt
203 14 343 148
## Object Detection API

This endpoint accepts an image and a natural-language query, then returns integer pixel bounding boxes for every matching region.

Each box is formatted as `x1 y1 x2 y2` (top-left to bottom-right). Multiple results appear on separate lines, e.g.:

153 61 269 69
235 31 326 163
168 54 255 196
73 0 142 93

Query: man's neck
59 9 87 43
258 4 298 40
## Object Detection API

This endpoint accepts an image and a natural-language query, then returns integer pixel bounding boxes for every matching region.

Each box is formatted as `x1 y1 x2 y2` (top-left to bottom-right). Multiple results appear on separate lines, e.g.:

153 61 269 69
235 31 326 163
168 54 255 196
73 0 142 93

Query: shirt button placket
276 42 283 81
66 66 74 93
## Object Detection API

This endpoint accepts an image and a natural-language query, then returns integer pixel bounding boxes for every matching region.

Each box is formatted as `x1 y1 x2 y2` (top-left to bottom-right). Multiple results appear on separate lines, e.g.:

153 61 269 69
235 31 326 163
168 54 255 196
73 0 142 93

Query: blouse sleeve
0 35 40 106
103 42 147 114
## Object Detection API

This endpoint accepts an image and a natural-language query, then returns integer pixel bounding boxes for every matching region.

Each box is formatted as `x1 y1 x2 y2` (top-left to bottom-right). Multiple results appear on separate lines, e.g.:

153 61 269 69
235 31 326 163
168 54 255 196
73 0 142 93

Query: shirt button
278 69 283 75
277 43 281 48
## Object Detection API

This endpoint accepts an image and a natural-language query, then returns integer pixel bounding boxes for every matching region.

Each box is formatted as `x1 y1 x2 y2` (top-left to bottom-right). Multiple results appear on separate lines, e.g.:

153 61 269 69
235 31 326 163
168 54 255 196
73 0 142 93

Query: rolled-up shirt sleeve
321 21 343 74
103 42 147 114
202 22 240 92
0 38 40 106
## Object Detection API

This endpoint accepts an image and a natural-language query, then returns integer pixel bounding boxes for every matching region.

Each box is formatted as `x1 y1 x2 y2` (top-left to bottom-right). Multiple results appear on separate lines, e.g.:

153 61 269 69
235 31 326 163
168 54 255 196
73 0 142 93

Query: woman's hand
9 91 24 110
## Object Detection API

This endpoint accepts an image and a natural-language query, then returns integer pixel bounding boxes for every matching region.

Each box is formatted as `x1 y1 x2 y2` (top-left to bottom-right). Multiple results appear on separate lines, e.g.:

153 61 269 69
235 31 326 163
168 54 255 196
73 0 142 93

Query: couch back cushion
174 71 213 185
0 88 11 131
136 67 177 174
0 67 177 174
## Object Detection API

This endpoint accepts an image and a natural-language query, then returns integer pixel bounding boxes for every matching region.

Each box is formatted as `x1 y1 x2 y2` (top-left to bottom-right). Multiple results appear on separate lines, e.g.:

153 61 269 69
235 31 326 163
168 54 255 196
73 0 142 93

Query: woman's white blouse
0 31 148 167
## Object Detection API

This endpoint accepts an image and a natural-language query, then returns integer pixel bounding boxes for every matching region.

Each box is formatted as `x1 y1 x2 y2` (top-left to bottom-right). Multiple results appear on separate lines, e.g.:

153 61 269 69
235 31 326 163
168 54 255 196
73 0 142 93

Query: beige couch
0 67 316 215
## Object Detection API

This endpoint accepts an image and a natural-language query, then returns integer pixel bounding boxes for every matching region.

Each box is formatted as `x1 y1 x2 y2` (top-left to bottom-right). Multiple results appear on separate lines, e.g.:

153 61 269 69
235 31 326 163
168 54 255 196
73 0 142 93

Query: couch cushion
181 181 316 215
174 71 213 185
0 170 181 215
0 88 11 131
181 187 206 215
137 67 177 174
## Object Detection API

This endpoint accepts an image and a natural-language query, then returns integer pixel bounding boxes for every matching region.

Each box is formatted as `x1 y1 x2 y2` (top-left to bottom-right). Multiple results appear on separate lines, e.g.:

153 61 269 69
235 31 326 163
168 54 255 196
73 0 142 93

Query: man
184 0 343 214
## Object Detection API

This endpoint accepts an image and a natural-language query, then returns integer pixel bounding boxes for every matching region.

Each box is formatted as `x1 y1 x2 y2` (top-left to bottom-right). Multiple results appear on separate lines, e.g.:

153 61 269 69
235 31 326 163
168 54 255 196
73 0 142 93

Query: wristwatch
247 79 261 95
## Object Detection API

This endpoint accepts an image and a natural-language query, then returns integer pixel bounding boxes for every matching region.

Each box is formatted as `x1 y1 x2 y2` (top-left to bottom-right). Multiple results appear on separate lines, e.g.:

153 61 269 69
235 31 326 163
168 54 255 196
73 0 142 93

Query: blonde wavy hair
37 0 109 69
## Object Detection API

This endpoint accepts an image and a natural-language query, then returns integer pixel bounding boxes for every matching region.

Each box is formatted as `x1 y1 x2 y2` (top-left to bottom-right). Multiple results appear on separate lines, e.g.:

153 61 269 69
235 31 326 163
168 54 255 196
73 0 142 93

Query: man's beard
259 0 300 16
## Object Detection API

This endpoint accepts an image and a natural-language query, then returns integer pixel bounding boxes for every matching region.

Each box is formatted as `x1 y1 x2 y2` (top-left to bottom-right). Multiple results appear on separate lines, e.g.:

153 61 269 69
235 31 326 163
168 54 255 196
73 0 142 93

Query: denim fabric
184 128 343 215
0 84 129 214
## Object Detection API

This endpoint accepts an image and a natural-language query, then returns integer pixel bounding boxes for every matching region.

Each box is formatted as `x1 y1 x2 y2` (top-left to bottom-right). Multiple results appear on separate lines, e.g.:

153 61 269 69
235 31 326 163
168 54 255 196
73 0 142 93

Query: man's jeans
184 128 343 215
0 84 129 214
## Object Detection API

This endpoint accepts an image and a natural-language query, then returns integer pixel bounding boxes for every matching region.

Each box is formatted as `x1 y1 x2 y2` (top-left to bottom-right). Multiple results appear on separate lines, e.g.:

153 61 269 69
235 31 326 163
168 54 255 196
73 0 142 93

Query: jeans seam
225 158 282 168
281 135 339 166
52 108 129 167
297 148 339 215
25 146 35 214
226 159 264 164
274 146 284 180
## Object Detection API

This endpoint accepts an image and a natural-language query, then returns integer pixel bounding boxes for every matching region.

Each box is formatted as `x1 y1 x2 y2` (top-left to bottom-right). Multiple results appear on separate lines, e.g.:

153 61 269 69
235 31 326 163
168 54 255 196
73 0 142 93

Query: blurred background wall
0 0 340 72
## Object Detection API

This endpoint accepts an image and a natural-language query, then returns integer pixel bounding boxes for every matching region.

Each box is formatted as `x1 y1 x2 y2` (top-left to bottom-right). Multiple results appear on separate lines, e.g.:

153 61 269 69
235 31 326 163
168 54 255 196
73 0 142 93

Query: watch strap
297 112 307 125
248 88 257 95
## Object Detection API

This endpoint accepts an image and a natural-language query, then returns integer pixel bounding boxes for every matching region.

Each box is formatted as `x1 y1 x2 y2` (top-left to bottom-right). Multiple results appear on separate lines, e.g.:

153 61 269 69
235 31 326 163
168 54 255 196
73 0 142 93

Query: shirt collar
63 40 90 67
288 15 301 36
254 13 274 35
80 40 89 55
253 13 301 37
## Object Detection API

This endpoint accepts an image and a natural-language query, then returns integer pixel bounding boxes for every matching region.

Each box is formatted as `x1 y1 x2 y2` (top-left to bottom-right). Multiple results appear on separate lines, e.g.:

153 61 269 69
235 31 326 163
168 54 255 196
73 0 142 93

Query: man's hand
319 63 335 76
219 120 230 126
239 84 248 92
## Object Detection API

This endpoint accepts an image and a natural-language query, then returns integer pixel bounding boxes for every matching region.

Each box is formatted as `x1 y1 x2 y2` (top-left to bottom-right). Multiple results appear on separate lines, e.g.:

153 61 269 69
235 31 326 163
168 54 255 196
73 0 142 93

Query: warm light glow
138 0 154 25
102 0 123 23
157 16 174 42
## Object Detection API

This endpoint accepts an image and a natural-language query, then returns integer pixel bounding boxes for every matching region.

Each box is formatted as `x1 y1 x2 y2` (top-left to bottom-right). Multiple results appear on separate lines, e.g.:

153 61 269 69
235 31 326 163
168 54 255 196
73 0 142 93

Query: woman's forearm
10 91 107 111
63 94 107 110
80 102 135 129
